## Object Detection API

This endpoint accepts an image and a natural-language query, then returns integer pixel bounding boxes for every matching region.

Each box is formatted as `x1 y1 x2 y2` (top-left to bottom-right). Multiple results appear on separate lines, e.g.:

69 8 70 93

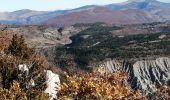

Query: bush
0 34 50 100
153 85 170 100
6 34 34 59
0 81 27 100
58 71 146 100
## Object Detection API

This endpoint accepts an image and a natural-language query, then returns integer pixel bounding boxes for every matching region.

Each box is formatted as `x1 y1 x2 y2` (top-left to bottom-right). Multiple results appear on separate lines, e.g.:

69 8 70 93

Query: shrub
58 71 146 100
0 34 50 100
153 85 170 100
0 81 27 100
6 34 34 59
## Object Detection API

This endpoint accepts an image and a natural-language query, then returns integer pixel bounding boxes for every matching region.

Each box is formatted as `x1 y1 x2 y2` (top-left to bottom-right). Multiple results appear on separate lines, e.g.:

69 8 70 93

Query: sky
0 0 170 12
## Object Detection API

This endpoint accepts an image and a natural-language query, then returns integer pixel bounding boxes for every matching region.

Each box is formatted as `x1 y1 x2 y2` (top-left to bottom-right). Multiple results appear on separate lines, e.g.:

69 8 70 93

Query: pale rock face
103 59 122 73
17 64 60 100
101 57 170 94
44 70 60 100
30 79 35 87
132 57 170 93
158 34 166 39
18 64 29 74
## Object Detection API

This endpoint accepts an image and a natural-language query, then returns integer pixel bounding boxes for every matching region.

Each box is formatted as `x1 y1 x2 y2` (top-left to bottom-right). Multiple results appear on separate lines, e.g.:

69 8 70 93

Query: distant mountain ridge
0 9 67 25
0 0 170 26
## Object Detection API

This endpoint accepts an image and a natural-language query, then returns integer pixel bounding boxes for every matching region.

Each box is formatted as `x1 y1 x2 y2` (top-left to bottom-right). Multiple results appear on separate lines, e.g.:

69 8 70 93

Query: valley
1 22 170 98
0 0 170 99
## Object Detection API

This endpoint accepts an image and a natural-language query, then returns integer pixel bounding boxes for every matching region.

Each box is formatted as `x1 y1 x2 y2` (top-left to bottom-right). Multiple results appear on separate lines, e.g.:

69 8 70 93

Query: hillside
1 0 170 25
0 10 67 25
0 0 170 99
53 23 170 97
0 31 162 100
0 22 170 100
43 0 170 26
45 8 159 26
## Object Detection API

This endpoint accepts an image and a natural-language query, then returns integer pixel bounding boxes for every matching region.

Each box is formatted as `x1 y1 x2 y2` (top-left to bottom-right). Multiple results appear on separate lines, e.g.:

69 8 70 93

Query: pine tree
7 34 34 59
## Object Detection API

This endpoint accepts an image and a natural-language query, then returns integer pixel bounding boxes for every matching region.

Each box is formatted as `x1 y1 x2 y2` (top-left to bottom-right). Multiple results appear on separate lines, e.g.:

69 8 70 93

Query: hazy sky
0 0 170 12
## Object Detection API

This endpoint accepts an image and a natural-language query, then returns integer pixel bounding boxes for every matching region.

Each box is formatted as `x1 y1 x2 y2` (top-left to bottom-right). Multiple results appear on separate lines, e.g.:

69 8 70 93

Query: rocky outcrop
17 64 60 100
103 59 122 72
100 57 170 95
131 57 170 93
45 70 60 100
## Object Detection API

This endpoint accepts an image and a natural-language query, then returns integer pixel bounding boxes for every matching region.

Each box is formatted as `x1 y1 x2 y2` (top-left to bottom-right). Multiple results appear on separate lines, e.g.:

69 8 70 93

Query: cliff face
101 57 170 94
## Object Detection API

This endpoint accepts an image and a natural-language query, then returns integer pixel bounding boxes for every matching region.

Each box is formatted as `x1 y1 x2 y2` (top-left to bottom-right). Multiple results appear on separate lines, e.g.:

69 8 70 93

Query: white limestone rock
44 70 60 100
18 64 29 75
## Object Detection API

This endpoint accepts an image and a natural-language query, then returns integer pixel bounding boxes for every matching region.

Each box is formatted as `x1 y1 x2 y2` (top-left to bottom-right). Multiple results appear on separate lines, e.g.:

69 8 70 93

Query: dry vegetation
0 28 13 51
154 85 170 100
0 32 49 99
58 71 146 100
0 30 169 100
58 71 170 100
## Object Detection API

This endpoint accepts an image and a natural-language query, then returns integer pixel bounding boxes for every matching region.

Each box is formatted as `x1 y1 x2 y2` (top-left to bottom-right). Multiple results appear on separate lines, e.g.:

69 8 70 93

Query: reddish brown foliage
58 71 146 100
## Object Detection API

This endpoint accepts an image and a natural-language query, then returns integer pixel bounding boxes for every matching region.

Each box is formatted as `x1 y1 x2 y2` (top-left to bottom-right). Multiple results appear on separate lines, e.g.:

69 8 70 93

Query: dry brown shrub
6 34 34 59
0 28 13 51
0 81 27 100
0 34 50 100
58 71 146 100
153 85 170 100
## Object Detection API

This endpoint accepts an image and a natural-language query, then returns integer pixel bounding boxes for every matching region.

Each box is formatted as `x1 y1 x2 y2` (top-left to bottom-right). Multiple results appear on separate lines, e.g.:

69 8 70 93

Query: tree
6 34 34 59
0 34 50 99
